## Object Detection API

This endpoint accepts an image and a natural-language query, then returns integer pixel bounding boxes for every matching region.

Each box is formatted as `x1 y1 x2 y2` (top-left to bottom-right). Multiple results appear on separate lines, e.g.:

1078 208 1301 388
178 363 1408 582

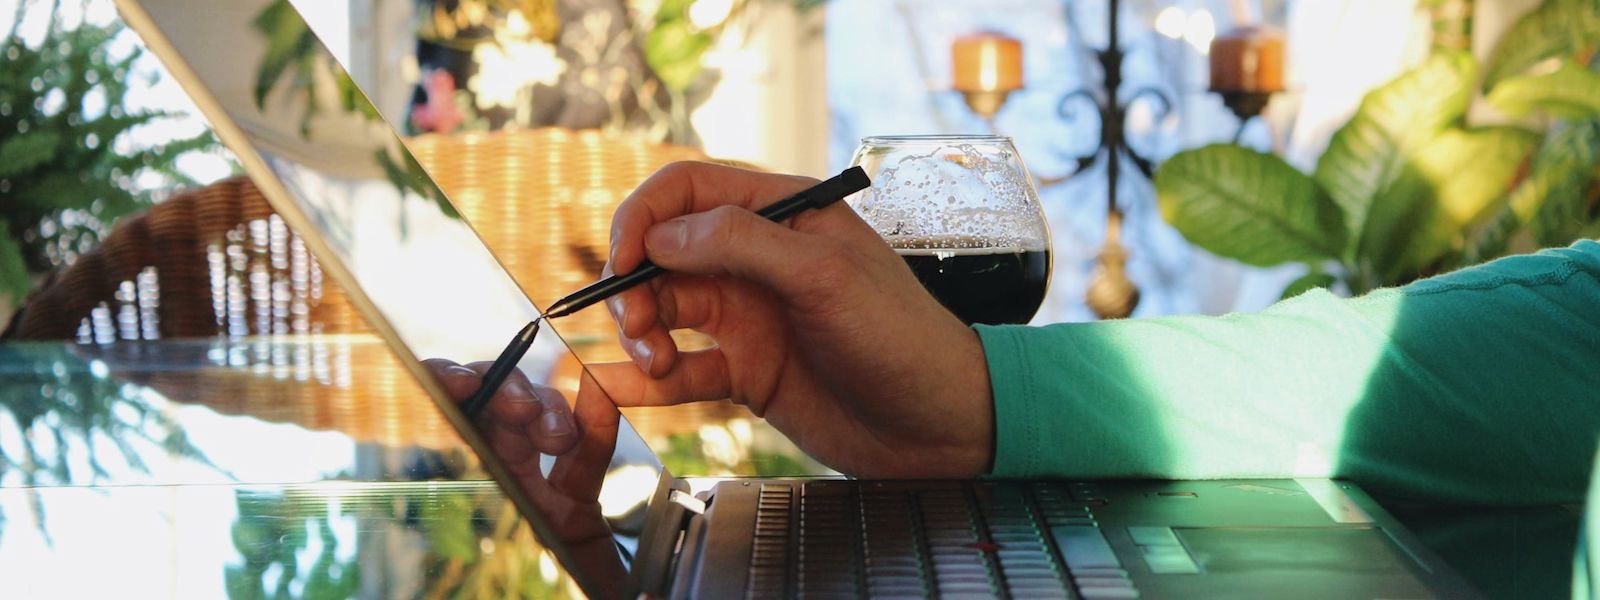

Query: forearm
979 241 1600 505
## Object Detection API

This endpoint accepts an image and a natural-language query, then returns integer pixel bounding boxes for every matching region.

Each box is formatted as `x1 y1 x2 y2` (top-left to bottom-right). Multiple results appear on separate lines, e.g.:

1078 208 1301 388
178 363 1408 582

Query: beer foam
850 141 1049 250
887 235 1047 254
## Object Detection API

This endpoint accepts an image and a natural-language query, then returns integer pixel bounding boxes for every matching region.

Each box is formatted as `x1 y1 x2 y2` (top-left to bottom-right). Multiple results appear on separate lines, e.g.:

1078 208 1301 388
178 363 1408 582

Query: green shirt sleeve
976 240 1600 505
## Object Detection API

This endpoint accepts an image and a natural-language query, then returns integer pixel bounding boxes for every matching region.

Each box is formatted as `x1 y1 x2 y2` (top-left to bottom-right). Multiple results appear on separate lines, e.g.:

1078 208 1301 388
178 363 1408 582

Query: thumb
643 205 843 297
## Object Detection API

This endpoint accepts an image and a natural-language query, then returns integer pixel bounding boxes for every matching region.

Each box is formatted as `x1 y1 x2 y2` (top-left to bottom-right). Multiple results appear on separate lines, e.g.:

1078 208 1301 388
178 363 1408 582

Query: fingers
610 162 818 275
549 370 621 497
643 205 848 299
613 275 724 374
587 351 732 408
617 324 677 378
418 358 580 456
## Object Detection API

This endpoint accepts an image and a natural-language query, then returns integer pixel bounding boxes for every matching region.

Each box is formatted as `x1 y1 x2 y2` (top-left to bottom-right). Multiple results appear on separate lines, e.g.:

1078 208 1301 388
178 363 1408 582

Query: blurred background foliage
405 0 826 143
1156 0 1600 297
0 1 221 321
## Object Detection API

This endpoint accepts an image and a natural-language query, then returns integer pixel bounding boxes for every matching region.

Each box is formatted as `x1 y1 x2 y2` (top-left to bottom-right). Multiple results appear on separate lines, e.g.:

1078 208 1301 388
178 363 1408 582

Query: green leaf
1315 51 1476 250
0 222 31 307
644 19 714 92
1487 61 1600 119
421 493 480 561
0 130 64 180
1156 144 1346 266
1415 126 1541 227
1355 161 1459 284
1516 120 1600 245
1280 271 1337 300
251 0 317 110
1468 119 1600 262
1354 127 1538 283
1484 0 1600 91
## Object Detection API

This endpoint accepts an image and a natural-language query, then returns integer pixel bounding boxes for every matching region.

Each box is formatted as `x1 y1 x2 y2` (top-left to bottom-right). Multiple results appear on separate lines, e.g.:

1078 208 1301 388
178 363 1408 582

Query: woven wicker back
10 129 706 356
406 128 705 358
10 177 368 341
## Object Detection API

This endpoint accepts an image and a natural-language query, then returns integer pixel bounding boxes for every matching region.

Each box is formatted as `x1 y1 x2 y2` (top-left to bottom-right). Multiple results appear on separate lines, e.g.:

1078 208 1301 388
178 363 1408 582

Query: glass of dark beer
848 135 1051 325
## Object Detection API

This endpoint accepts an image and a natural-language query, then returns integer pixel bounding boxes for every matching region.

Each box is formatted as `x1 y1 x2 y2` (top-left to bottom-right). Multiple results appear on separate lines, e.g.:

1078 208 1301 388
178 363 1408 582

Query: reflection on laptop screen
114 0 663 595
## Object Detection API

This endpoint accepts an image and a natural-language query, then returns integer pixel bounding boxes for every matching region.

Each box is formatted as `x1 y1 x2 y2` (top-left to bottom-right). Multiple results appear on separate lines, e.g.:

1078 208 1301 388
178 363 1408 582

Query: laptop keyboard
746 481 1137 599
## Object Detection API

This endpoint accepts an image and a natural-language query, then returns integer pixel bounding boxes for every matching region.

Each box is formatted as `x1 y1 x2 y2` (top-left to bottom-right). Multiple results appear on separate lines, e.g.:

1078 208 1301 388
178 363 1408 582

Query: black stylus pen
460 319 540 419
460 166 871 419
539 165 871 321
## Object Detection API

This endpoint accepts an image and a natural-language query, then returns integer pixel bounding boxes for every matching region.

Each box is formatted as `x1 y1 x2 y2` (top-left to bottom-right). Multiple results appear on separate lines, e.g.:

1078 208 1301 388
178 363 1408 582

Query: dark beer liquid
896 246 1050 325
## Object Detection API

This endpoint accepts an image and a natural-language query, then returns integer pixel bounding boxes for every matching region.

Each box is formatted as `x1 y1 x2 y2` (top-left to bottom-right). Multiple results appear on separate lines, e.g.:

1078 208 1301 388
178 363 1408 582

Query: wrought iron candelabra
1050 0 1172 320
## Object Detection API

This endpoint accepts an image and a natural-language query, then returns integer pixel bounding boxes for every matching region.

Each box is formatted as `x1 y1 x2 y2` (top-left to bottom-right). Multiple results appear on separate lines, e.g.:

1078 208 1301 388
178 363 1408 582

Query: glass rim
860 134 1013 145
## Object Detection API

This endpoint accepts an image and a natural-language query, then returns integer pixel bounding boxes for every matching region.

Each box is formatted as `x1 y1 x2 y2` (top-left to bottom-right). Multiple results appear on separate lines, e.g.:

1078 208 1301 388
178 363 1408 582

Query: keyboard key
1075 576 1136 588
1050 526 1122 571
1080 587 1140 599
1141 545 1201 575
1126 526 1180 547
1069 567 1128 579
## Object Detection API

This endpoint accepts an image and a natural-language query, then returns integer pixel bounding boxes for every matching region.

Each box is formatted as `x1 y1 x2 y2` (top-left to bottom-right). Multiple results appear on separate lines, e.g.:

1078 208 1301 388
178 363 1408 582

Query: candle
1208 26 1284 93
952 33 1023 93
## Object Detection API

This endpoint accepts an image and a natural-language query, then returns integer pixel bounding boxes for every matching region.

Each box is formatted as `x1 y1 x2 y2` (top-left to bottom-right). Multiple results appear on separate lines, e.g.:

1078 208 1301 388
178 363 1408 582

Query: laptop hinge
670 489 707 515
669 511 712 599
630 473 696 599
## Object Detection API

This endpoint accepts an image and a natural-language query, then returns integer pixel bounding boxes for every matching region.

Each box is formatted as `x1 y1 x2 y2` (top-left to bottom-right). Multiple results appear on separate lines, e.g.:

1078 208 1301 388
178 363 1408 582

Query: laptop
113 1 1484 597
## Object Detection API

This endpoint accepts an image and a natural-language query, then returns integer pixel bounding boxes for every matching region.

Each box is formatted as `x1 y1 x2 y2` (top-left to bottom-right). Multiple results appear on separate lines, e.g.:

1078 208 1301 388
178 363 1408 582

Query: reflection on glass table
0 337 830 599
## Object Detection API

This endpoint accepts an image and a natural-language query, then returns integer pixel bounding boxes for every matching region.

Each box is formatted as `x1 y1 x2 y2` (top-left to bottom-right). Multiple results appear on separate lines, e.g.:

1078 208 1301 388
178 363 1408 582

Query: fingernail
609 235 619 264
631 337 656 372
609 221 622 260
645 220 687 254
504 381 536 403
607 295 627 324
541 410 572 437
445 365 476 378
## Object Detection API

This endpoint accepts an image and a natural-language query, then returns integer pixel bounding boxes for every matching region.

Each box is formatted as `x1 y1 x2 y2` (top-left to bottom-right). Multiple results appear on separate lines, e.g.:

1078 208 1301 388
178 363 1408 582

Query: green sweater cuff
975 324 1044 478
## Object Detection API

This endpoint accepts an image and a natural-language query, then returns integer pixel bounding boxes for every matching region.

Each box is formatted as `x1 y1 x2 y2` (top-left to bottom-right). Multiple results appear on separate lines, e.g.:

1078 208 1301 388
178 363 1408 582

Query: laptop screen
114 0 665 595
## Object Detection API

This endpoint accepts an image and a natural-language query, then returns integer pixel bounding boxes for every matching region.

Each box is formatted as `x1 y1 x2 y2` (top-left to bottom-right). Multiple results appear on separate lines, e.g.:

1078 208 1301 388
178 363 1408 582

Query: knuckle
701 205 747 247
792 243 849 286
655 160 707 184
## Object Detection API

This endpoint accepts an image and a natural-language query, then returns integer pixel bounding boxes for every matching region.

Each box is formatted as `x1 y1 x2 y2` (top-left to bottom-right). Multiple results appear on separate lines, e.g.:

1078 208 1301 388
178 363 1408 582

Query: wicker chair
8 128 707 349
8 176 371 341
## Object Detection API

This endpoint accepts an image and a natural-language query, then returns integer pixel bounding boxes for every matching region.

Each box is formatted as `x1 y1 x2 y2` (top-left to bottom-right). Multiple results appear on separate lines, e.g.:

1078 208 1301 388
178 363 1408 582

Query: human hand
420 358 624 593
595 162 995 478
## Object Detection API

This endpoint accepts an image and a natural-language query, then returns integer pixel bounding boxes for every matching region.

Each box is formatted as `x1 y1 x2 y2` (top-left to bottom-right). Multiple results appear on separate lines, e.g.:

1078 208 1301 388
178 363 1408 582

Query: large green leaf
1156 144 1345 266
1483 0 1600 91
1414 126 1541 227
1357 127 1537 283
1469 119 1600 262
1487 61 1600 120
1354 161 1459 285
1314 52 1476 251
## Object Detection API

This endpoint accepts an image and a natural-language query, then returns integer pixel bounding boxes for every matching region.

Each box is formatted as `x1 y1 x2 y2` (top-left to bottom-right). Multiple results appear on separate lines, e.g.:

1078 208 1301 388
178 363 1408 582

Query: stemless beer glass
848 135 1052 325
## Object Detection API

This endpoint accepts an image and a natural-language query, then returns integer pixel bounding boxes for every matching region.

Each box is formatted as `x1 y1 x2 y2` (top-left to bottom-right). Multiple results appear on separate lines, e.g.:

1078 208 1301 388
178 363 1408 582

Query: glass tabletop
0 338 1577 599
0 337 831 599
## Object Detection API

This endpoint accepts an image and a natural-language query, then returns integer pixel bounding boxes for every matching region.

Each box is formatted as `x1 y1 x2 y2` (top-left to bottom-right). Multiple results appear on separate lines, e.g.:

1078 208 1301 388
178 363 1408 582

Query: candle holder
952 32 1025 122
960 90 1013 121
1214 89 1274 122
1209 26 1285 140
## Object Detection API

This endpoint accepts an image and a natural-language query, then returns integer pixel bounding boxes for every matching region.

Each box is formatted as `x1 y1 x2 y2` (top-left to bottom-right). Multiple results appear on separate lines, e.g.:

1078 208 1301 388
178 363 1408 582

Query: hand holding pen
460 166 870 419
592 162 996 478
